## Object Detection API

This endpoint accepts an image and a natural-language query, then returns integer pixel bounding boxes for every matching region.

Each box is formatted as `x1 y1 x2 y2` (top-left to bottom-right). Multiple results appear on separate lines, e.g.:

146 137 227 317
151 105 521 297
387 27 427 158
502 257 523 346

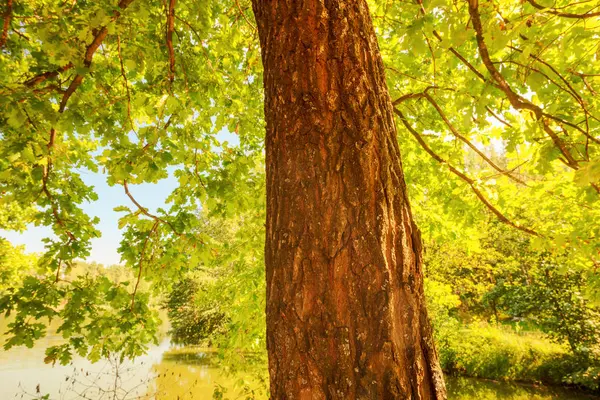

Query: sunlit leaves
1 0 599 371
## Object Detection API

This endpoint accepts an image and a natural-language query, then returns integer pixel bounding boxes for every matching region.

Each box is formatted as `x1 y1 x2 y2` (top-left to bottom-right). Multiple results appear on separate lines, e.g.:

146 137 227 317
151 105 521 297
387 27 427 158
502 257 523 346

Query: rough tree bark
251 1 447 398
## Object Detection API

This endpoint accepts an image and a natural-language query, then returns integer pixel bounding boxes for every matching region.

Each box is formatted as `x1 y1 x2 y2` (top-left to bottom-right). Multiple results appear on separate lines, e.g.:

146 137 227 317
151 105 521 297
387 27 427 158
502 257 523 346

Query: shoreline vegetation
2 239 600 396
3 224 600 397
436 322 599 393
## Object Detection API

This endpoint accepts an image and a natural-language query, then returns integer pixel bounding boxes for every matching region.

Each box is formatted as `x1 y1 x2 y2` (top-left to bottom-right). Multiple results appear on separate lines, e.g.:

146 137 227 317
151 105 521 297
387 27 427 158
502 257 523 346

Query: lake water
0 332 597 399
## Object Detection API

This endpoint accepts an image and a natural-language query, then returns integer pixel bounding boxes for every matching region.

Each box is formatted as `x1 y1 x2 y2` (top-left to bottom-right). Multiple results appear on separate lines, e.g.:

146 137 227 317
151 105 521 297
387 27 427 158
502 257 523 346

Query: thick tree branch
23 63 74 87
0 0 12 48
525 0 600 18
395 108 540 237
59 75 84 112
468 1 542 117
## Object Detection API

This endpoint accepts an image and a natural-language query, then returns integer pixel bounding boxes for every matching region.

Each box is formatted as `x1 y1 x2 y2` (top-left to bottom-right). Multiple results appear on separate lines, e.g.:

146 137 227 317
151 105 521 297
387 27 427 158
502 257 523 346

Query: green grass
436 322 599 392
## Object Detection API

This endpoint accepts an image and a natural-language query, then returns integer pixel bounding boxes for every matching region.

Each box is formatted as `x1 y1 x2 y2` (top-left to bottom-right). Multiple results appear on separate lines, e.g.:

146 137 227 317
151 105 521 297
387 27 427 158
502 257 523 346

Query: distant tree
163 278 226 346
0 239 36 292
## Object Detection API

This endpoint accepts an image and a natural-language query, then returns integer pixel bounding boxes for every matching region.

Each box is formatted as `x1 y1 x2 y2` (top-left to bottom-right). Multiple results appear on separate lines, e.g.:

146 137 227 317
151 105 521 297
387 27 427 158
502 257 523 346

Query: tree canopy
0 0 599 368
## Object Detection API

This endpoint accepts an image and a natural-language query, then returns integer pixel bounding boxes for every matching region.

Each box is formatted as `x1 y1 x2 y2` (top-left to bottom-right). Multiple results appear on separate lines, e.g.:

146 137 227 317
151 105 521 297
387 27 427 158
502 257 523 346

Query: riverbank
446 376 600 400
436 321 600 394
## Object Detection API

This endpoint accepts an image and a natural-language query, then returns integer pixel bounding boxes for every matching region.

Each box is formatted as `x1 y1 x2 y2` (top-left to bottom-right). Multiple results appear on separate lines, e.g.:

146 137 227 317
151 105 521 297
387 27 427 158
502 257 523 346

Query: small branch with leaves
394 88 530 187
394 108 540 237
59 0 136 113
42 128 76 243
123 180 182 237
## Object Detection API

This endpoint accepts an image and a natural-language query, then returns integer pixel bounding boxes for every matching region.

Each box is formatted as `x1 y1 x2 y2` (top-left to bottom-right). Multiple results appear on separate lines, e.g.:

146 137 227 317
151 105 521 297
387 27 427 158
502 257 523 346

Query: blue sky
2 130 240 266
3 170 180 266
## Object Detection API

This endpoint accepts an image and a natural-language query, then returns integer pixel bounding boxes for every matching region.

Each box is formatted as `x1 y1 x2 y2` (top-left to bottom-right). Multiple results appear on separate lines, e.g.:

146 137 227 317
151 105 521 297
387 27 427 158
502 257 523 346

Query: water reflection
0 338 170 399
148 349 266 399
0 336 596 399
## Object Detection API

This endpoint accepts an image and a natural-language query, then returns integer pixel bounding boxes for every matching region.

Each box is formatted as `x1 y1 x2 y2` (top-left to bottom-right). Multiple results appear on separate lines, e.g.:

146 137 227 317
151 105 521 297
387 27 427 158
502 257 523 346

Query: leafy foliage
0 239 36 292
504 260 600 358
425 221 600 357
0 0 599 386
163 277 227 346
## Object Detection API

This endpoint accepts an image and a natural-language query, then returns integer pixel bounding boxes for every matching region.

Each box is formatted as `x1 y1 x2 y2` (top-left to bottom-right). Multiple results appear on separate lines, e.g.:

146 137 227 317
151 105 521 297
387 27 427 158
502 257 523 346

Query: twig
130 221 159 311
166 0 176 86
525 0 600 18
116 35 135 132
424 34 436 84
431 30 498 87
569 70 597 95
393 92 425 105
55 259 62 283
123 180 182 236
423 92 529 186
234 0 256 32
485 106 513 128
174 15 219 75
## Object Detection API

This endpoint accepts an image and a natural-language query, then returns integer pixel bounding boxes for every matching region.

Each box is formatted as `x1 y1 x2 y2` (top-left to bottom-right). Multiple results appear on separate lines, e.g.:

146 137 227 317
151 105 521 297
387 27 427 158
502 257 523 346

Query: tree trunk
252 1 447 398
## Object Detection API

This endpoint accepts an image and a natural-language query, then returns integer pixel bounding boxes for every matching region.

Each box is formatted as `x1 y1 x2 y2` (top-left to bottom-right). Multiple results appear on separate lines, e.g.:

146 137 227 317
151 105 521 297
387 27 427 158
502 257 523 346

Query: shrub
425 279 600 392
